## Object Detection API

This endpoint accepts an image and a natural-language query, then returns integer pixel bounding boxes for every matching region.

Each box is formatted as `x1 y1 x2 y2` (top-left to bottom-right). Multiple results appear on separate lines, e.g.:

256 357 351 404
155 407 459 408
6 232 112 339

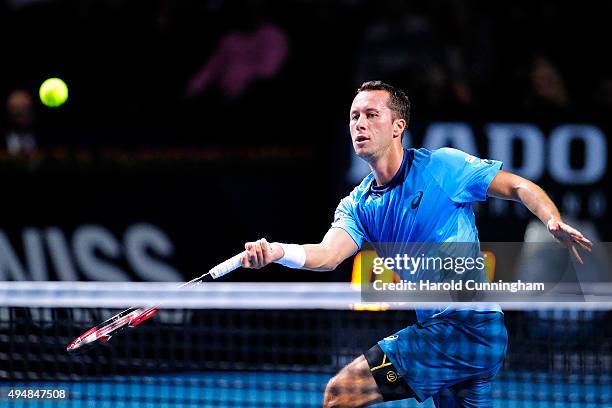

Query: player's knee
323 374 355 408
323 356 382 408
323 374 373 408
323 375 340 407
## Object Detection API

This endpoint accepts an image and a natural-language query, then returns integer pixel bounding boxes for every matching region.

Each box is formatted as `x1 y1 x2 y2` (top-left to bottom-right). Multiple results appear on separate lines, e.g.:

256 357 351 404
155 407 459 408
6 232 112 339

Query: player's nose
354 115 367 131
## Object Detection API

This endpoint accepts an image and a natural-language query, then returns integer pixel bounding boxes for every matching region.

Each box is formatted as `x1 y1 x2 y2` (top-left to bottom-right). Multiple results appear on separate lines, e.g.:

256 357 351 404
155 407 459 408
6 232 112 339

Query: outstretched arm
487 170 592 263
241 227 358 271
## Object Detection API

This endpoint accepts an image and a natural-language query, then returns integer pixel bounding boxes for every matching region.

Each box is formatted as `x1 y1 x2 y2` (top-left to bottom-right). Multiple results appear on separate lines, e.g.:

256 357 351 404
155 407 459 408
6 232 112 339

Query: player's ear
393 119 406 138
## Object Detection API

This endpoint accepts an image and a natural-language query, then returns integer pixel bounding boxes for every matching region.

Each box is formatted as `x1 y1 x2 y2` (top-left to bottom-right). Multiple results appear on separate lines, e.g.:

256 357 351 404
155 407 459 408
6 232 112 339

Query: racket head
67 306 159 355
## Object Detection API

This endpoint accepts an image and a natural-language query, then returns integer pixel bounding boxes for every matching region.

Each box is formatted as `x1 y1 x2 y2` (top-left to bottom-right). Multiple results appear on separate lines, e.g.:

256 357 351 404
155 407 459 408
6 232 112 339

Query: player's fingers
562 230 592 250
565 229 586 243
574 234 593 247
561 224 593 249
254 239 265 266
241 253 251 268
574 237 592 252
574 233 592 244
247 242 262 268
559 222 580 234
552 228 592 253
570 244 583 264
261 238 273 263
242 243 254 268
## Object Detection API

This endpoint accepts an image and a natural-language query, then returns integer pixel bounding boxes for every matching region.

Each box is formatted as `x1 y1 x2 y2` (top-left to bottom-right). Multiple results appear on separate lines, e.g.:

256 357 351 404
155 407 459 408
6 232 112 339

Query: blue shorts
377 310 507 407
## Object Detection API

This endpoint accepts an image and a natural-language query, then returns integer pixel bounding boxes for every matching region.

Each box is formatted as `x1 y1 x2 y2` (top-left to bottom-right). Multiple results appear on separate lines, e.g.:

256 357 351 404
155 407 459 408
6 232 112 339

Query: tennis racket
66 251 245 354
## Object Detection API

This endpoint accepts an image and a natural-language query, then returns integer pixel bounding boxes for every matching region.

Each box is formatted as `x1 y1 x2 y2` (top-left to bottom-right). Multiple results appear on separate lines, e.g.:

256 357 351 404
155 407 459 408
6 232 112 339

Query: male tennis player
240 81 592 407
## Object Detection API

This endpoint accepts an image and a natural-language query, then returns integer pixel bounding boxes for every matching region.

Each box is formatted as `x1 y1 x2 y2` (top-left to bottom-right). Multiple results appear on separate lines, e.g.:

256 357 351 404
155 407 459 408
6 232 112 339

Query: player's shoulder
413 147 471 168
336 173 374 210
428 147 469 161
349 172 375 201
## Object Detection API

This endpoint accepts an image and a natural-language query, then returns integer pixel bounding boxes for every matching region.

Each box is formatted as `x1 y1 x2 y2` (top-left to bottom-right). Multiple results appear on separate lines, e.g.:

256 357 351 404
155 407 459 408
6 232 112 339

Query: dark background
1 0 610 282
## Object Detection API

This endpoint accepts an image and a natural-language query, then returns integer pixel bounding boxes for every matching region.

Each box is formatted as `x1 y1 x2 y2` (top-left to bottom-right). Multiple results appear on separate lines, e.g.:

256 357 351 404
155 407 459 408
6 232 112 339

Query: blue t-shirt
332 147 503 321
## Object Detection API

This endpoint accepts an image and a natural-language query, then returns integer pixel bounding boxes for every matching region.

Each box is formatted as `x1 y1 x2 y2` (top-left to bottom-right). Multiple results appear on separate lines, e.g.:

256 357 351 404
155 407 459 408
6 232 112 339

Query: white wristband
274 243 306 269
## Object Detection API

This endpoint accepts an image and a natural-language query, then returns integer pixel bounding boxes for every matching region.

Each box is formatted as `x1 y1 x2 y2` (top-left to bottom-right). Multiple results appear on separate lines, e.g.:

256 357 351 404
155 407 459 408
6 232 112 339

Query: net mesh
0 282 611 408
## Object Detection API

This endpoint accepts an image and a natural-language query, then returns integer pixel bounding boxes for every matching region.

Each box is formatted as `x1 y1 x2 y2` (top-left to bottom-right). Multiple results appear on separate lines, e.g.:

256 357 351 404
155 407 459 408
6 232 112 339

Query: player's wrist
272 243 306 269
546 216 562 229
269 242 285 262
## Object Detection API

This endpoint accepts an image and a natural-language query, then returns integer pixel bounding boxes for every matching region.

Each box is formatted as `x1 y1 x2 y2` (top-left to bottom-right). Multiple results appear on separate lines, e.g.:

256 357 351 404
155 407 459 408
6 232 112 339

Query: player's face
349 90 398 161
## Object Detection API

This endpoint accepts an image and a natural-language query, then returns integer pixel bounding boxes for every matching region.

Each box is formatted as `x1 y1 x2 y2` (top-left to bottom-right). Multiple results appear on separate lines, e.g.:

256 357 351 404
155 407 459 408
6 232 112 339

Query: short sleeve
331 194 366 249
428 147 503 203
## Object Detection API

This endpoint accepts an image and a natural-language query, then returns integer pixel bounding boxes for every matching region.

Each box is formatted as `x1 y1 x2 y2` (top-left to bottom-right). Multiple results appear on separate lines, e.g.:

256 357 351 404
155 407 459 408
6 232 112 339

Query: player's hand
547 219 593 264
242 238 284 269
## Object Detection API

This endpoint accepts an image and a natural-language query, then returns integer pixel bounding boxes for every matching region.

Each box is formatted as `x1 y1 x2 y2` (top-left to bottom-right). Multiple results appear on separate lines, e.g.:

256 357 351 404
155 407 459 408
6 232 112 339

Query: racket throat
130 307 160 327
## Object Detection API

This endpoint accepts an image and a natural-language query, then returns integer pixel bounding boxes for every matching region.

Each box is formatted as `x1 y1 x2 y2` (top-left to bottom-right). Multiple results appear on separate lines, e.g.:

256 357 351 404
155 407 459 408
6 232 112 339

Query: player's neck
370 145 404 186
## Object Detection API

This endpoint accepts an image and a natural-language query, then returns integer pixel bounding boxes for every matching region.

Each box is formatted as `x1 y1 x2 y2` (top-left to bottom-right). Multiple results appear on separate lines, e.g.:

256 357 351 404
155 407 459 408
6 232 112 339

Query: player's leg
428 311 507 408
322 343 419 408
374 310 507 406
363 343 418 402
431 388 456 408
322 355 383 408
432 375 494 408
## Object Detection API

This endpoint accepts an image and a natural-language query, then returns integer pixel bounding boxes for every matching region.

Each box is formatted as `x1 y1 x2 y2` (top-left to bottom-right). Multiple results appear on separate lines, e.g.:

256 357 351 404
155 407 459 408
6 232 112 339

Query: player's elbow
490 170 534 201
319 261 340 272
312 248 344 271
306 238 353 271
323 252 345 271
311 258 340 272
513 179 539 201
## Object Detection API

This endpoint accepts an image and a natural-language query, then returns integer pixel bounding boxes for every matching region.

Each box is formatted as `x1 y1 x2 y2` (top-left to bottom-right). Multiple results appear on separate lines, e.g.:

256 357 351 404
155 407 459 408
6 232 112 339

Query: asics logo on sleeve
410 191 424 209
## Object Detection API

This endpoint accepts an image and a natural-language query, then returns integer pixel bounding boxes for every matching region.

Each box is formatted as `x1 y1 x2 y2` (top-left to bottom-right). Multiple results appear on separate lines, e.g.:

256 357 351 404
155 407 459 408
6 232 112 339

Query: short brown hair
357 80 411 125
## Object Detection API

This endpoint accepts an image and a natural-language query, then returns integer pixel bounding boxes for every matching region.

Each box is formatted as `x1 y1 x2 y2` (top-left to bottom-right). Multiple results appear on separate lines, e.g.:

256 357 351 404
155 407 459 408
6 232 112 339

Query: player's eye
351 114 359 121
367 112 378 118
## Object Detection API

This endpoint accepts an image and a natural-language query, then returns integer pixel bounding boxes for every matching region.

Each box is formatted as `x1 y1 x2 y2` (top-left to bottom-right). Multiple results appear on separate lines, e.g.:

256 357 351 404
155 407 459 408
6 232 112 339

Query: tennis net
0 282 611 407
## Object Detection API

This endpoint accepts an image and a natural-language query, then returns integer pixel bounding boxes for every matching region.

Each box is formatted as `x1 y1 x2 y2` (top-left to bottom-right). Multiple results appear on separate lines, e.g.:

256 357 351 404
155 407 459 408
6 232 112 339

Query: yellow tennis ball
39 78 68 108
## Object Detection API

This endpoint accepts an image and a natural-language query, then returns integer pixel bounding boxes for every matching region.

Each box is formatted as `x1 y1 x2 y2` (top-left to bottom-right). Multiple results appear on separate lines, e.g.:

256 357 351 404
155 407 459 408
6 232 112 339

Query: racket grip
209 251 245 279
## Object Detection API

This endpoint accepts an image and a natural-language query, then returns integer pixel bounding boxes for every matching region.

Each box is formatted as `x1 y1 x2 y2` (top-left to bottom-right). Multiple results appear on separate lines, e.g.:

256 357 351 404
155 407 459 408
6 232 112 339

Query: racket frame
66 251 245 354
